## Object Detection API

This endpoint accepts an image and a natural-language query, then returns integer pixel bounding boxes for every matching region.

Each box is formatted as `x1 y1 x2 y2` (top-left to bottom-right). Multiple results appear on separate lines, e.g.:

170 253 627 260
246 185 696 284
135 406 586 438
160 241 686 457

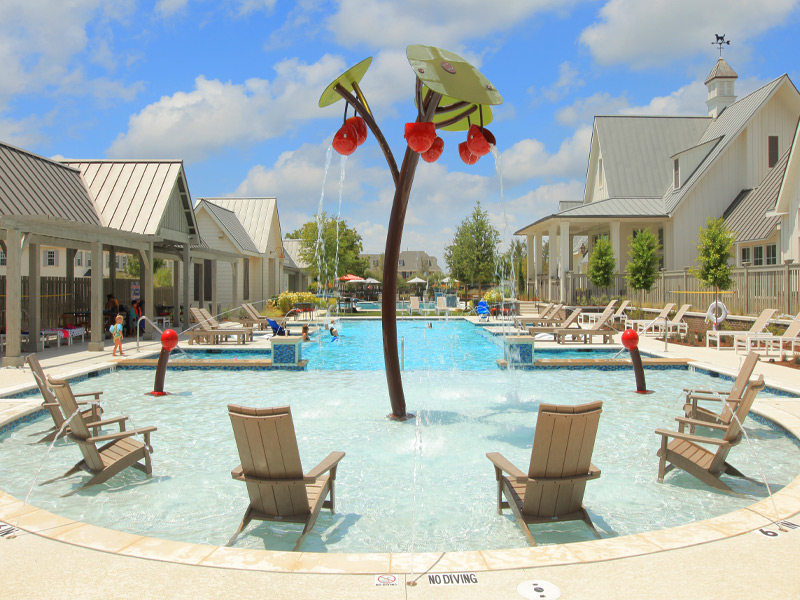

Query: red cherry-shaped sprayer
404 122 436 153
420 136 444 163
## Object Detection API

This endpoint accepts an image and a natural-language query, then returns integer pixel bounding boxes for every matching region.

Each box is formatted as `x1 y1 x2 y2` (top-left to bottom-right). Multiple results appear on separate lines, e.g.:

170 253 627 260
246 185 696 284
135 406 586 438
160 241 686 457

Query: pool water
1 356 797 553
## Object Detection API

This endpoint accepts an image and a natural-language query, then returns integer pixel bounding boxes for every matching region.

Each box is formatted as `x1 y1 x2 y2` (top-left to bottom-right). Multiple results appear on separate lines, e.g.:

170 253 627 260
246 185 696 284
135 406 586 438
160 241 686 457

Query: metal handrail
135 316 163 353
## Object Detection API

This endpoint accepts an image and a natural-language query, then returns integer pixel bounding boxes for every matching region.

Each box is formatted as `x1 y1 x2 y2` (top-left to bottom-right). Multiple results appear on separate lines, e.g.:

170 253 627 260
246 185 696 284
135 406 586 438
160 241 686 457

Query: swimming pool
1 321 797 553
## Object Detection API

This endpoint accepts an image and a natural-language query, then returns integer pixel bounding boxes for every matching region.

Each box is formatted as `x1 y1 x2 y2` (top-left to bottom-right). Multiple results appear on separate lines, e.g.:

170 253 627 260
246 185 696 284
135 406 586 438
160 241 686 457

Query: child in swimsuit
110 314 125 356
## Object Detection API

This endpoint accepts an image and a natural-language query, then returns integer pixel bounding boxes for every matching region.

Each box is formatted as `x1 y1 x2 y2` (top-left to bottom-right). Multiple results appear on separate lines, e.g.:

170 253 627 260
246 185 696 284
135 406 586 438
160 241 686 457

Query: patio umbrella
338 274 365 281
407 276 426 284
363 277 380 284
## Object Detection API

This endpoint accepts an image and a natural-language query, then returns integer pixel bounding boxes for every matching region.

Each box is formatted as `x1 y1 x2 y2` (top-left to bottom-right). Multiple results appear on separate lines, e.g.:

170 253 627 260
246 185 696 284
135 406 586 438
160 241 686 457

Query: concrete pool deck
2 328 800 598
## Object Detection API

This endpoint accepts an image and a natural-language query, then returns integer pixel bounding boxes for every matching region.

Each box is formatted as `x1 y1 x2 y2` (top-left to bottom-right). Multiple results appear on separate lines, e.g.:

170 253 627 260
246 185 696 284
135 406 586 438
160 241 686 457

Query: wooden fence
535 263 800 317
0 276 174 328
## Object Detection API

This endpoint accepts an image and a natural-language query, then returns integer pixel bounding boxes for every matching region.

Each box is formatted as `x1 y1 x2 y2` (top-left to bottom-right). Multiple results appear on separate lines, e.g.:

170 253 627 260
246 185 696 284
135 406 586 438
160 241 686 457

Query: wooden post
182 244 190 331
88 241 104 351
172 259 180 329
2 229 24 367
140 243 154 339
23 242 42 352
211 259 218 317
66 249 76 314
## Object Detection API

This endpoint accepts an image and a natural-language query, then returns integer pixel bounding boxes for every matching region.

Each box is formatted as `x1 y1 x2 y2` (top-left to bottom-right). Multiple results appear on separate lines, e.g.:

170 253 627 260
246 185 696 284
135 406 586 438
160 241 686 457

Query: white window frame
740 246 751 266
766 244 777 266
753 246 764 266
44 249 57 266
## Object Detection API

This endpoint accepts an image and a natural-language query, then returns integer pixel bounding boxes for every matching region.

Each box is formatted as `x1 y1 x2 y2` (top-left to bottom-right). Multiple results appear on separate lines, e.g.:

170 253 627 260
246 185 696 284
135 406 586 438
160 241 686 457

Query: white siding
744 88 798 189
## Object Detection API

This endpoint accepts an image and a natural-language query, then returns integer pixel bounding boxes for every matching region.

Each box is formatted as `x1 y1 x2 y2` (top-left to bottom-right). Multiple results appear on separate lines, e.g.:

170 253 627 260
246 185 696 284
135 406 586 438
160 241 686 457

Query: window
673 159 680 188
243 258 250 301
766 244 777 265
75 251 82 267
741 247 751 265
87 252 92 267
43 250 58 266
0 249 6 266
768 136 779 168
398 259 405 267
753 246 764 266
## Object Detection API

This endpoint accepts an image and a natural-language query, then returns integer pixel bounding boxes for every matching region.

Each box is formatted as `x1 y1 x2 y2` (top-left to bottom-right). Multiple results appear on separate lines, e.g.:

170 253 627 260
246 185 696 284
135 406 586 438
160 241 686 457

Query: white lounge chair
706 309 777 350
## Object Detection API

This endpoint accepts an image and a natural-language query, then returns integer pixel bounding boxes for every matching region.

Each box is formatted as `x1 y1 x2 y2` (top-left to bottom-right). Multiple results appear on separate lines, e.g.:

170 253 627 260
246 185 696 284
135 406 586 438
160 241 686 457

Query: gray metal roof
197 200 259 254
62 159 197 237
0 142 101 225
705 58 738 84
557 197 666 218
199 197 277 254
596 116 711 199
724 150 787 242
665 76 787 214
282 238 308 270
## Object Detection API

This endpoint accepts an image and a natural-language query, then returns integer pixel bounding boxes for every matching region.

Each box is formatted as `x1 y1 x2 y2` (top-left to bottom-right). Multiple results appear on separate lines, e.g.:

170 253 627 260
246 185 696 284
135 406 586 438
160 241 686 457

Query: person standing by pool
302 324 310 341
110 314 125 356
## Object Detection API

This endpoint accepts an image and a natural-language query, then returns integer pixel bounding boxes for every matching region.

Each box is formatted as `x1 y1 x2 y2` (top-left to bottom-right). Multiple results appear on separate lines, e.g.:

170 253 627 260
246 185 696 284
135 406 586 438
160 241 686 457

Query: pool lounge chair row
26 350 768 549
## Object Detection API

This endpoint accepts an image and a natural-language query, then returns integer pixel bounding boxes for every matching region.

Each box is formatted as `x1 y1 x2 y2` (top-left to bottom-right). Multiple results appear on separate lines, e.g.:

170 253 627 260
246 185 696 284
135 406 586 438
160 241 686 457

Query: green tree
625 229 661 313
444 201 500 296
587 237 616 294
498 239 527 298
123 255 167 285
692 217 735 323
287 213 368 288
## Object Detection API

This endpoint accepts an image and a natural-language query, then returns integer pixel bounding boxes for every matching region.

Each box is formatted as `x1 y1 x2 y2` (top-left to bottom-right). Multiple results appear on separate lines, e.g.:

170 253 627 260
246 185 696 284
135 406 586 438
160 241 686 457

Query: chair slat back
710 376 765 473
242 304 260 320
589 306 616 331
524 401 603 517
560 308 582 328
189 307 213 331
614 300 630 317
228 404 310 518
48 377 104 471
544 304 563 319
199 308 221 327
657 303 676 319
26 355 63 426
717 352 759 423
672 304 691 322
749 309 778 333
781 312 800 338
410 297 420 310
436 297 446 310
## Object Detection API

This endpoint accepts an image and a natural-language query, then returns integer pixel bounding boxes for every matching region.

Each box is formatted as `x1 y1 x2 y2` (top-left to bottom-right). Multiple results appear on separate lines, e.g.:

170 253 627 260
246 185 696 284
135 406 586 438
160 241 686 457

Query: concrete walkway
2 327 800 599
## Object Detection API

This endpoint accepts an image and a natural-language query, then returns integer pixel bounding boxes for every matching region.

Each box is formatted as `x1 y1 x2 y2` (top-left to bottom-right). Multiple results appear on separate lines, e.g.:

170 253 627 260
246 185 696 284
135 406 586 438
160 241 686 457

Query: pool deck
2 326 800 598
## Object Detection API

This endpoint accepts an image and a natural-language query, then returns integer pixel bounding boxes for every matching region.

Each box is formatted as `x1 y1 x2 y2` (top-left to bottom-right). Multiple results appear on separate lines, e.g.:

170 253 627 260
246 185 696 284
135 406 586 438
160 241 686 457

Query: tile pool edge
1 369 799 574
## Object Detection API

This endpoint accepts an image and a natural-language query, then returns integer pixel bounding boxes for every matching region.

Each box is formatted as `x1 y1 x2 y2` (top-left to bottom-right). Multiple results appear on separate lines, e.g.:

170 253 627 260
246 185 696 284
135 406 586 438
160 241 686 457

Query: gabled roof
61 159 198 238
595 116 711 198
196 199 259 254
705 58 738 84
559 197 666 218
664 76 788 214
724 149 788 242
282 238 308 270
0 142 101 225
199 197 278 254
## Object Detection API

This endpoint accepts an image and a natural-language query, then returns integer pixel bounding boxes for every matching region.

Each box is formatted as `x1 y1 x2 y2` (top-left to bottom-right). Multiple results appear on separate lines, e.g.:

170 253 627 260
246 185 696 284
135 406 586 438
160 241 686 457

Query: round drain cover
517 580 561 600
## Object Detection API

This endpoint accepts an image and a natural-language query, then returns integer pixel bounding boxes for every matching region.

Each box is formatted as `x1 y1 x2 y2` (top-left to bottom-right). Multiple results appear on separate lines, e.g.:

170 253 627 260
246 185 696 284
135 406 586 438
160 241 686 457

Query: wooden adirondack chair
26 354 103 443
486 401 603 546
682 351 760 426
227 404 345 550
656 375 765 492
42 377 156 496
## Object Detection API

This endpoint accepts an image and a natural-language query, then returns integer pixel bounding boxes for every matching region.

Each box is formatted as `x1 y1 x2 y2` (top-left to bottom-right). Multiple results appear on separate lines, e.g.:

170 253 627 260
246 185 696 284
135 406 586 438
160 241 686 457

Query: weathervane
712 34 731 57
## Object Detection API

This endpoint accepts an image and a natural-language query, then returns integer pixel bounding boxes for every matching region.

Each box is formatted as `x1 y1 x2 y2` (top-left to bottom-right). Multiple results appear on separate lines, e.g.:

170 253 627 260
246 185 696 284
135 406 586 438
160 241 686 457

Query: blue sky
3 0 800 263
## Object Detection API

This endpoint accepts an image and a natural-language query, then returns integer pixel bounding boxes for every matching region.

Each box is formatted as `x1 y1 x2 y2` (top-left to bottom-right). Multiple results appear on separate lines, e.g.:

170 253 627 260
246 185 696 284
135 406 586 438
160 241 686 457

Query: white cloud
556 92 629 125
621 81 706 116
499 126 592 184
155 0 188 18
326 0 578 50
237 0 277 15
108 54 347 161
580 0 799 68
543 62 585 101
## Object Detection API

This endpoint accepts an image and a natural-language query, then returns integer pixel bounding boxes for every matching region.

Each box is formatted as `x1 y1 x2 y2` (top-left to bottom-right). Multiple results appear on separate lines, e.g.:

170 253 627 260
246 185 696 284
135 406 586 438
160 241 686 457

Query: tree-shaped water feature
319 45 502 420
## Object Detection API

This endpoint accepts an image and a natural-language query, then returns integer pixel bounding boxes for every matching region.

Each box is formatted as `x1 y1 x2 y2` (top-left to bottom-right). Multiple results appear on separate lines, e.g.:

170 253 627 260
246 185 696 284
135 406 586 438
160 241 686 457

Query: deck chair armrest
87 425 156 444
528 469 602 485
486 452 527 481
87 415 129 429
305 451 346 481
74 391 103 400
229 465 308 485
674 416 728 431
654 428 730 446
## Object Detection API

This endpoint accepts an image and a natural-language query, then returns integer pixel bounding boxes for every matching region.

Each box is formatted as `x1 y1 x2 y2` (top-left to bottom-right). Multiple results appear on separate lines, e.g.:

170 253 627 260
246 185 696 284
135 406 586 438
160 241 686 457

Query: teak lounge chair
238 303 271 331
656 375 765 492
43 377 156 496
528 308 582 339
555 306 616 344
26 354 103 444
706 308 777 350
227 404 345 550
486 401 603 546
188 307 252 344
577 300 620 326
682 351 760 426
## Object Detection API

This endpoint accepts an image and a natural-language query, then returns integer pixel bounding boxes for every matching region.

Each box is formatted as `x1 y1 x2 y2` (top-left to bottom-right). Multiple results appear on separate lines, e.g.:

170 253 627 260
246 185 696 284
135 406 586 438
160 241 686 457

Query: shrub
275 291 319 314
483 289 503 304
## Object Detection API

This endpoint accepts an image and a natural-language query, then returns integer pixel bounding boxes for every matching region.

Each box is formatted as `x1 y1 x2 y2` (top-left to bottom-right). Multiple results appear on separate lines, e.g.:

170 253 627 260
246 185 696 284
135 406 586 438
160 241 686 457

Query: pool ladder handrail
134 316 190 359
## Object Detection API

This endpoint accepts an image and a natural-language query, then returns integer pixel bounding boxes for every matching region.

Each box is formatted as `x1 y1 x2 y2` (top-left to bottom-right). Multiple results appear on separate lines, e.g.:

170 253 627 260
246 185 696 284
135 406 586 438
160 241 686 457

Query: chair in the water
42 377 156 496
26 354 103 444
486 401 603 546
226 404 345 550
682 351 760 427
656 375 765 492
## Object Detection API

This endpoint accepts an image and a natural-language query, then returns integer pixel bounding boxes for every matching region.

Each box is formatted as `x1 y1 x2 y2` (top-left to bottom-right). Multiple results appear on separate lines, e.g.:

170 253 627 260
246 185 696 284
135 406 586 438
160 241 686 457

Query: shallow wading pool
1 322 798 553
